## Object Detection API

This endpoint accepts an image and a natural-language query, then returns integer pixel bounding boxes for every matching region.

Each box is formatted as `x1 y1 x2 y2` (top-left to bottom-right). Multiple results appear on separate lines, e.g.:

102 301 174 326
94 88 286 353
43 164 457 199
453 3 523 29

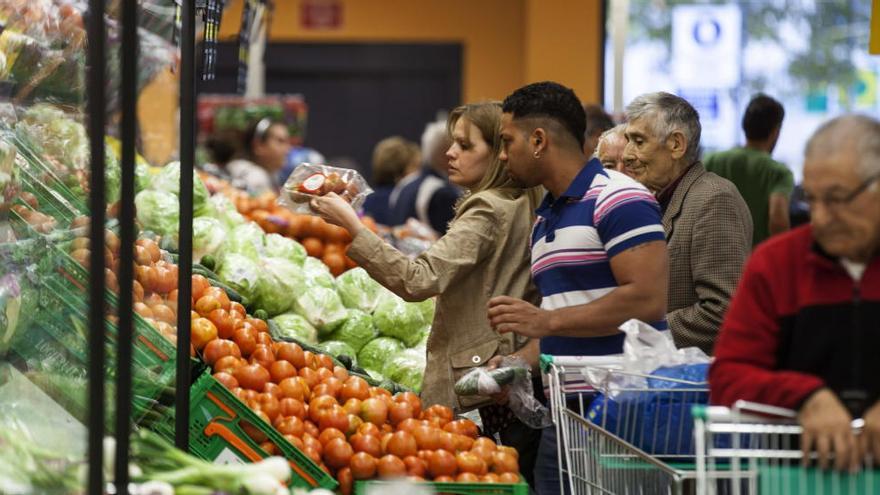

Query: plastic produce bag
149 161 212 216
292 287 348 334
318 340 359 366
373 294 426 347
278 163 373 215
454 356 551 428
302 256 335 289
224 222 265 259
208 194 246 230
135 190 179 239
583 319 710 396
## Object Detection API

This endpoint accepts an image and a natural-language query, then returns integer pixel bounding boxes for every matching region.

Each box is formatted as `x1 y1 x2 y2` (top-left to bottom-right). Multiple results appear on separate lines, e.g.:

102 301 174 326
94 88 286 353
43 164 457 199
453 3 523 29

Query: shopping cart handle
539 354 554 373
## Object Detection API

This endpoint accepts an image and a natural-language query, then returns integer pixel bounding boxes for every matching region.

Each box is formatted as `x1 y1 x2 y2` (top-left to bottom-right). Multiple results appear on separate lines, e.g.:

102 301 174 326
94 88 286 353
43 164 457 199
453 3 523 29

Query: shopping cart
543 354 709 494
693 401 878 495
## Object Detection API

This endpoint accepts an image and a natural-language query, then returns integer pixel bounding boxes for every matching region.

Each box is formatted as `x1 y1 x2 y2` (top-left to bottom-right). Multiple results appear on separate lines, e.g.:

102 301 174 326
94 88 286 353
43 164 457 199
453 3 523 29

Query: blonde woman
310 102 543 485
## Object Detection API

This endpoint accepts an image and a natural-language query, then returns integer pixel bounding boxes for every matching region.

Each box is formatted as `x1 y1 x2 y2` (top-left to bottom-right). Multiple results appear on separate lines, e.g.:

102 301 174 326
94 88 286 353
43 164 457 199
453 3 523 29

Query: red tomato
208 308 236 339
202 339 241 365
275 342 305 368
270 360 297 383
377 455 407 479
279 377 307 401
279 398 306 420
428 450 458 478
350 433 383 458
255 393 281 422
340 376 370 402
194 294 221 316
263 382 283 399
456 451 488 475
412 425 441 451
191 274 211 301
386 431 418 458
359 397 389 426
336 467 353 495
191 317 218 350
323 438 354 469
491 451 519 474
213 371 238 390
403 455 427 477
319 405 350 432
275 416 305 437
233 364 271 391
349 452 377 480
388 401 414 426
233 325 258 357
249 344 276 369
213 355 245 374
319 427 346 446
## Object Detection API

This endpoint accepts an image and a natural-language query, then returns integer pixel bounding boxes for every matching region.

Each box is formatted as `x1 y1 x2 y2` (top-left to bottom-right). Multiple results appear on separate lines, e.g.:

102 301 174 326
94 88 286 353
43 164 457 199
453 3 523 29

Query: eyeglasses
803 172 880 212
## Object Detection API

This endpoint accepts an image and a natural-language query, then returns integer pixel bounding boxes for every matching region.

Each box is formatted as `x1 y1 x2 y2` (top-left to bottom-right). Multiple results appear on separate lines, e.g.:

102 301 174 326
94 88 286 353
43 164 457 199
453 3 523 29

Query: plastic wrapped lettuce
135 162 152 193
358 337 405 372
265 233 306 265
293 286 348 334
255 257 304 316
373 294 427 347
326 310 378 353
271 313 318 345
216 252 263 301
225 222 265 259
414 326 430 350
335 267 393 313
318 340 359 365
209 194 246 229
415 298 435 324
150 161 212 216
135 190 179 239
104 147 121 204
303 256 335 289
382 348 427 392
192 217 227 263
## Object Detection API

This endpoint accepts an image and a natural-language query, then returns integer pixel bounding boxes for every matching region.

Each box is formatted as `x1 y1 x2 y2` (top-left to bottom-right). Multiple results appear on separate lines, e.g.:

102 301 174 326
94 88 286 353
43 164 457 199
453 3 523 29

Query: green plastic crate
354 481 529 495
153 372 337 491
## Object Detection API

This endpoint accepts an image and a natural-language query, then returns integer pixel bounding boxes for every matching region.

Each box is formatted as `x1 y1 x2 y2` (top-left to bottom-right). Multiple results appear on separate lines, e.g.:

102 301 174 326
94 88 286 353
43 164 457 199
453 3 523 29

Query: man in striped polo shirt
488 82 669 494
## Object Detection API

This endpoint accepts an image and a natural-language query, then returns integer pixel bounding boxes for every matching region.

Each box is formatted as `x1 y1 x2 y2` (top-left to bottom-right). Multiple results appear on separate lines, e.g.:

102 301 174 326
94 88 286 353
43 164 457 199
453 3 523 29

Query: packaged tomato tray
279 163 373 215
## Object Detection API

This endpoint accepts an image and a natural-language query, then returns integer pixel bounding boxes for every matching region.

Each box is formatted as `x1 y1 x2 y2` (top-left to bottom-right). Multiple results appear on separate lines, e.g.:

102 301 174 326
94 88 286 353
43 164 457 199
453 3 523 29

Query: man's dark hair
502 81 587 149
584 104 614 138
742 94 785 141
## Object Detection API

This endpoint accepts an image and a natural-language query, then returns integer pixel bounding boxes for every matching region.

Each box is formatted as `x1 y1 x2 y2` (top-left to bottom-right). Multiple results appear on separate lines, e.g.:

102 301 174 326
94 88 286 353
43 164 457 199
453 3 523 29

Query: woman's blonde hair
447 102 543 217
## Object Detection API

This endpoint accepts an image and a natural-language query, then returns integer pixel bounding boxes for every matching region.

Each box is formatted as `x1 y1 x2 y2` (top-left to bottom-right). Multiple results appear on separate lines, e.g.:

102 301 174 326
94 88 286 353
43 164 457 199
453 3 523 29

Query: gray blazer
663 163 753 354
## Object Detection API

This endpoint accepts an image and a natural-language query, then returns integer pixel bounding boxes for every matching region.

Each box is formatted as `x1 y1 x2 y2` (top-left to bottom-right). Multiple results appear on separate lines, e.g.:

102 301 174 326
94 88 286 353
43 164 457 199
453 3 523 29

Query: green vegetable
199 255 217 272
453 366 529 396
254 257 303 316
357 337 405 372
292 287 348 334
135 190 179 240
253 309 269 321
270 313 318 345
335 268 392 313
225 222 265 259
135 162 152 193
373 295 427 347
208 194 246 230
364 369 385 383
192 217 227 263
382 348 427 392
216 253 263 302
326 310 378 353
317 340 358 366
150 161 212 216
264 233 306 265
303 256 335 289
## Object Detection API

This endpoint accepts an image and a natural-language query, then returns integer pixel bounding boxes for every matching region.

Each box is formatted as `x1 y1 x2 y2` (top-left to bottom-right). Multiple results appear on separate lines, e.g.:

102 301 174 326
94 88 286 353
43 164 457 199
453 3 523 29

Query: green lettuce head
255 257 304 317
373 295 426 347
135 190 179 239
271 313 318 345
265 233 306 265
335 267 393 313
414 298 435 324
150 161 212 216
293 286 348 334
317 340 358 365
357 337 405 372
303 256 335 289
225 222 265 259
382 348 426 392
208 194 246 230
192 217 227 263
216 252 263 301
326 310 378 353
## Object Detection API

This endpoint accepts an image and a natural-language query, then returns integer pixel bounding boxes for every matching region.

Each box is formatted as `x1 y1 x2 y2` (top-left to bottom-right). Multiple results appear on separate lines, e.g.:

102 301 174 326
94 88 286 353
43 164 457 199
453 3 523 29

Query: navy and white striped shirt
532 159 667 356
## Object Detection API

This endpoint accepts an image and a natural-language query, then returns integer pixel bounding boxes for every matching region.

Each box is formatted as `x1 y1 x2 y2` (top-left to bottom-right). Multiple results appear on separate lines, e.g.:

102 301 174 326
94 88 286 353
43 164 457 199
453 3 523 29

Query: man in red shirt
710 115 880 472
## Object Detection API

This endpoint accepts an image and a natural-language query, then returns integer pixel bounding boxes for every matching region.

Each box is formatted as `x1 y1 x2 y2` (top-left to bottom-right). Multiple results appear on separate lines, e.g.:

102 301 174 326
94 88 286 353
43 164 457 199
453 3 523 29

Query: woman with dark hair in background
226 118 291 194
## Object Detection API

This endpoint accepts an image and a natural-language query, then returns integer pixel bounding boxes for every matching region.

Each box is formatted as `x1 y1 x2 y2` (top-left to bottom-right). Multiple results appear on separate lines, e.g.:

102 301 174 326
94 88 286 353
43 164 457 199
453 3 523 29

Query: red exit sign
301 0 343 30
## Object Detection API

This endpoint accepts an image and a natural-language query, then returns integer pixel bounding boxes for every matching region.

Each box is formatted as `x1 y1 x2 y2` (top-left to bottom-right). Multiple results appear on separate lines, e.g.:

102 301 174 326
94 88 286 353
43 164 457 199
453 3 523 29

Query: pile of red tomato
190 276 522 493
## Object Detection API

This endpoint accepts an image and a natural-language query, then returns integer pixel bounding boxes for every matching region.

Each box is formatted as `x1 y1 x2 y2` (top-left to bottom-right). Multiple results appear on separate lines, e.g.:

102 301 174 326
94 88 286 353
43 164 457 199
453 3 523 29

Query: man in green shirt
705 94 795 246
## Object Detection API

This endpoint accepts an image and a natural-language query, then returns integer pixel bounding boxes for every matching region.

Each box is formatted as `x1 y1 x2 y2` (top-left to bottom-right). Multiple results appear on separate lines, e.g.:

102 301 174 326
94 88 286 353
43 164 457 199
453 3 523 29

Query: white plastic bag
582 319 710 397
278 163 373 215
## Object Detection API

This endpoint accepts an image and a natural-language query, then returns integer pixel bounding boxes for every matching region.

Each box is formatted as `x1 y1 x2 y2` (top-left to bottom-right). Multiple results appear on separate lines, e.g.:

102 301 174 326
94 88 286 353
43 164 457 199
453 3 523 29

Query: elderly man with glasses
622 92 753 354
710 114 880 472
